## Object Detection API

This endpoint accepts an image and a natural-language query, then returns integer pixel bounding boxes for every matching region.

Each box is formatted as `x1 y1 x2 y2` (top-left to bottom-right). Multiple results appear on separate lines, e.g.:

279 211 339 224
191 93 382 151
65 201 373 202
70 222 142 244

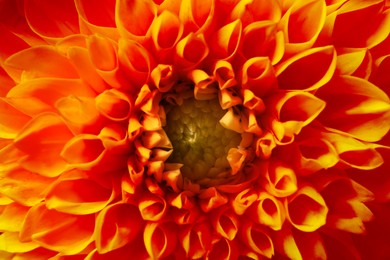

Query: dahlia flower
0 0 390 259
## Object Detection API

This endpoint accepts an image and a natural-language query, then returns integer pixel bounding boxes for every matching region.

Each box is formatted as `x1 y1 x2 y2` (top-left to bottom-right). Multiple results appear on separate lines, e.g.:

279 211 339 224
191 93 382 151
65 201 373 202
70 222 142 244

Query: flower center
164 98 241 185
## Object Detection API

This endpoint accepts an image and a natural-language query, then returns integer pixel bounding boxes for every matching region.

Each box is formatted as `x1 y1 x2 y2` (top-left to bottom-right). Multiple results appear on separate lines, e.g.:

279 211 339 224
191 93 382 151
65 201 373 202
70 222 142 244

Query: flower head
0 0 390 259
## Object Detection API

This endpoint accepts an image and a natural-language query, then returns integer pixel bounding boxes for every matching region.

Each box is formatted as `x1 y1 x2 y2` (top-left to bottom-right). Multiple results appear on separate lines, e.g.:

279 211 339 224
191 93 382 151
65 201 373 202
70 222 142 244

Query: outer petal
239 222 274 258
0 203 29 232
143 221 177 259
317 75 390 142
95 202 143 254
20 203 94 255
0 232 39 253
0 98 31 139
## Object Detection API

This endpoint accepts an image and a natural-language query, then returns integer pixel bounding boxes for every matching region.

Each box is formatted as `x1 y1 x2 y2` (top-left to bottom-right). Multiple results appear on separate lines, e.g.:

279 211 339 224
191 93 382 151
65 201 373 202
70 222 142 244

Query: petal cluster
0 0 389 259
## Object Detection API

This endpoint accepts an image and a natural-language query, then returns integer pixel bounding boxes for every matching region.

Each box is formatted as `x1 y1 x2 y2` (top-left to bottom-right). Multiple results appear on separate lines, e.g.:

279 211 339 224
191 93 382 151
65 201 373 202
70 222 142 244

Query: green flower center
164 98 241 185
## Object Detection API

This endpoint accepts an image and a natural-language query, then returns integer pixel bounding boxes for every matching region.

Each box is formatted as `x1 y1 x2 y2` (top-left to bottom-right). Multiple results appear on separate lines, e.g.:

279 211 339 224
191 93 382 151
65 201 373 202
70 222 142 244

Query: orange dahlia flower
1 0 390 259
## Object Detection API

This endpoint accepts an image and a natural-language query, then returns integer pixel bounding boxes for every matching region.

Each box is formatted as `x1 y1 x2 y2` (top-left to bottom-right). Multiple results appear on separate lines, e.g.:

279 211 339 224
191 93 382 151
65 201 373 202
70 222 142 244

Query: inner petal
164 98 241 185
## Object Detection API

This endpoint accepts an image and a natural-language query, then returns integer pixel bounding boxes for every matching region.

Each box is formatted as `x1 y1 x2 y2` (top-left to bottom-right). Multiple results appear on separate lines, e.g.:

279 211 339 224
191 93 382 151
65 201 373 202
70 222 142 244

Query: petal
0 203 29 232
95 89 132 121
286 186 328 232
198 187 228 212
95 203 143 254
178 0 214 33
61 134 105 169
317 75 390 142
86 35 117 71
336 48 370 77
333 0 390 48
175 32 209 69
219 108 245 133
45 177 115 215
0 232 39 253
239 222 274 258
276 45 337 91
0 25 29 63
218 88 242 109
0 98 31 139
230 0 282 25
211 208 239 240
3 46 78 82
213 60 237 90
264 161 298 197
20 203 94 255
231 188 258 215
143 222 177 259
151 64 176 93
248 192 285 230
0 168 52 206
151 10 183 50
207 237 238 260
116 0 156 39
227 148 246 175
280 0 326 52
75 0 116 27
210 19 242 60
255 131 277 159
370 54 390 90
13 113 73 177
179 223 212 259
138 194 167 221
241 56 277 98
293 230 327 260
25 0 79 39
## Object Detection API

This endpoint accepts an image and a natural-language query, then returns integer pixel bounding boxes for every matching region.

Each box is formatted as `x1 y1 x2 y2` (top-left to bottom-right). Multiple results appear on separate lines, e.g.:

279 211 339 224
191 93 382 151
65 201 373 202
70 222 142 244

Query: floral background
0 0 390 259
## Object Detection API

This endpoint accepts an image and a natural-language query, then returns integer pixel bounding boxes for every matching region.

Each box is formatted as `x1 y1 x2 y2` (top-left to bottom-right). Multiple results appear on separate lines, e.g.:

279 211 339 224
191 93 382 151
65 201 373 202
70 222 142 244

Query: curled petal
230 0 282 25
256 131 276 159
175 33 209 69
95 203 143 254
219 108 245 133
243 89 265 114
231 188 258 215
95 89 132 121
14 113 73 177
333 0 390 48
116 0 156 39
199 187 228 212
151 10 183 50
144 222 177 259
242 21 283 63
141 129 171 150
3 46 78 82
211 208 239 240
241 57 277 98
139 194 167 221
20 203 94 255
280 0 326 53
87 35 117 71
240 222 274 258
227 148 246 175
178 0 214 33
179 222 212 259
249 192 285 230
0 203 29 232
45 177 115 215
118 39 151 91
151 64 176 92
218 88 242 109
264 161 297 197
25 0 79 39
286 186 328 232
276 45 336 91
213 60 237 90
317 75 390 142
0 232 39 253
189 69 218 100
127 155 145 185
61 134 105 169
207 237 238 260
210 19 242 60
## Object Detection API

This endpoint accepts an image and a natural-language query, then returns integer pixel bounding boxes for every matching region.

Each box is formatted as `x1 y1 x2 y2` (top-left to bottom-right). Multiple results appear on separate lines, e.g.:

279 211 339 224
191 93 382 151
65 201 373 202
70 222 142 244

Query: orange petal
118 39 151 91
274 227 302 259
175 32 209 69
206 237 238 260
179 223 212 259
286 186 328 232
0 168 52 207
0 25 29 63
0 232 40 253
199 187 228 212
86 35 117 71
248 192 285 230
0 98 31 139
178 0 214 33
14 113 73 177
211 208 239 240
336 48 370 77
20 203 94 255
231 188 258 215
144 222 177 259
151 10 183 50
138 194 167 221
264 161 298 197
95 202 142 254
213 60 237 90
333 0 390 48
276 45 336 91
25 0 79 39
116 0 156 39
317 75 390 142
3 46 78 82
227 148 246 175
45 177 115 215
0 203 29 232
280 0 326 53
241 57 277 98
95 89 132 121
256 131 276 159
151 64 176 92
219 108 245 133
230 0 282 25
243 89 265 114
61 134 105 169
239 222 274 258
210 19 242 60
218 88 242 109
